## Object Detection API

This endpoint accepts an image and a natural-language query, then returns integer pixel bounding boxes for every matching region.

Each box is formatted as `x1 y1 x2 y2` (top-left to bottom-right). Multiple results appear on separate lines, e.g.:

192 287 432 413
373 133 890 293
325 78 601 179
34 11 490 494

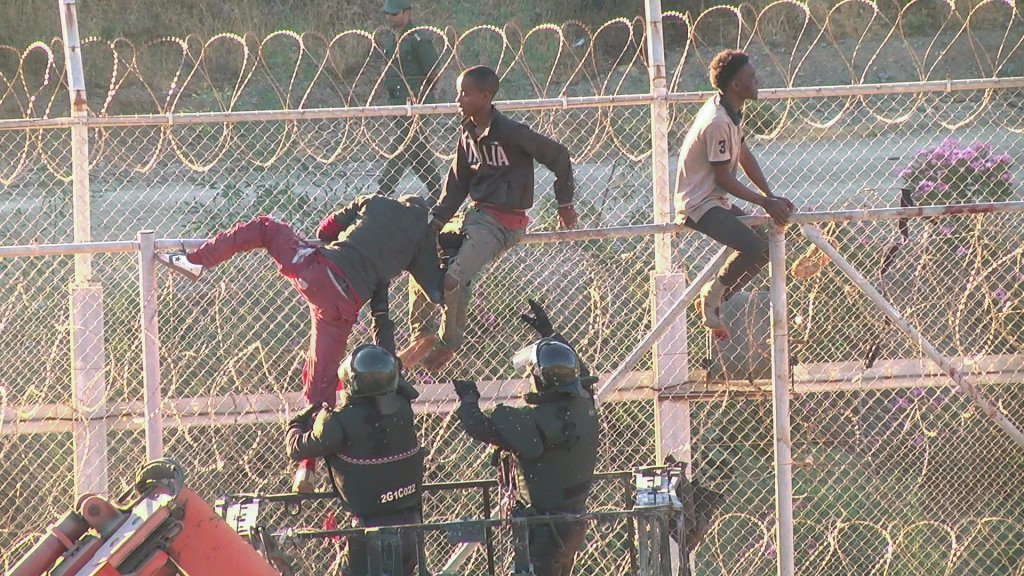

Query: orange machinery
7 459 282 576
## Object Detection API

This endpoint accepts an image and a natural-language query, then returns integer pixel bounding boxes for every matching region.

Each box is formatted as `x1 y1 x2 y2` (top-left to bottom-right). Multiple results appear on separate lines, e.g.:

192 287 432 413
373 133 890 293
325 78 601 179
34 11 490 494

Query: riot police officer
450 299 600 576
287 345 423 576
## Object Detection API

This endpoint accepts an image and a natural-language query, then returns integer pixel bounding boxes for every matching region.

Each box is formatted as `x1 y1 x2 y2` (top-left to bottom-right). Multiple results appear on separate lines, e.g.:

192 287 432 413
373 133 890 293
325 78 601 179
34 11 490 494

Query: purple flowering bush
899 137 1014 205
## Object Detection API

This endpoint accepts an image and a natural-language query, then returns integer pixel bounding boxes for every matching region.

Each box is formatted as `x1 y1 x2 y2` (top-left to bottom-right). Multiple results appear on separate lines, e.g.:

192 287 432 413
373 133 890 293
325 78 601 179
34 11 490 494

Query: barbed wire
1 5 1024 575
1 2 1022 121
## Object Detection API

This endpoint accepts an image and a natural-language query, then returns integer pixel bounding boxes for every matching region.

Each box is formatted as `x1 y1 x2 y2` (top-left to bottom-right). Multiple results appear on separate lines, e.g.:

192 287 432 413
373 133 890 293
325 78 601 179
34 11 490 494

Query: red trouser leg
190 216 361 406
188 215 309 276
302 303 356 408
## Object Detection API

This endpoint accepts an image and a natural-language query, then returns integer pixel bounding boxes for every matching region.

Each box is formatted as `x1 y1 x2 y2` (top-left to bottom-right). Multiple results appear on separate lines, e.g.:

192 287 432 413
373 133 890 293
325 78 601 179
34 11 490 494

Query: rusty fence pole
138 231 164 459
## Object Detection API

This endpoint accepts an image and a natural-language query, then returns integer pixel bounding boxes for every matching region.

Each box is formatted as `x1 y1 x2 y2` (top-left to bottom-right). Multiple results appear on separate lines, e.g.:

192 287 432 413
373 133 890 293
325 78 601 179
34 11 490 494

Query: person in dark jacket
451 299 599 576
156 194 442 491
378 0 443 202
400 65 578 372
287 344 424 576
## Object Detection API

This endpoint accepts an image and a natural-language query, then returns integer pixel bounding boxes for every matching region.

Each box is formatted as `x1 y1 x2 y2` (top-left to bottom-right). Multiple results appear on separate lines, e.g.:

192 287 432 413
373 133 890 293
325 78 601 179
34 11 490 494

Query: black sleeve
514 124 575 206
455 399 517 452
406 227 444 305
285 411 344 462
369 281 396 355
431 136 472 226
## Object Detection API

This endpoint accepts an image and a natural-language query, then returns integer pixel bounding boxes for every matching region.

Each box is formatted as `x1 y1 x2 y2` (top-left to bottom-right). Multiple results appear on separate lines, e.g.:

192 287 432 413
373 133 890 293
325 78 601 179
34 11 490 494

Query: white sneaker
156 252 204 281
698 280 727 329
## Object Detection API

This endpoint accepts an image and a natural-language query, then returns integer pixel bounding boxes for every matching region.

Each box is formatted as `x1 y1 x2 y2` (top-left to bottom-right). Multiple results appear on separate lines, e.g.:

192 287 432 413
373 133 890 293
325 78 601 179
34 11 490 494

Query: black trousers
528 516 588 576
378 116 442 203
685 205 769 301
345 507 421 576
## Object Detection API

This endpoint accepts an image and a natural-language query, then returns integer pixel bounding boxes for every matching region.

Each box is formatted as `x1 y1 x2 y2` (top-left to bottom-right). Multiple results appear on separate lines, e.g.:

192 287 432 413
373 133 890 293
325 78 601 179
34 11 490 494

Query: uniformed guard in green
379 0 443 202
287 344 424 576
451 299 600 576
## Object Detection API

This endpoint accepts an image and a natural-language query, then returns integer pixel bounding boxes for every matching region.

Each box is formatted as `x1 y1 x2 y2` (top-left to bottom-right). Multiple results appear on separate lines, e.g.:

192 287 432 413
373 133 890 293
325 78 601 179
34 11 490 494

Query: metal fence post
70 283 108 497
643 0 689 449
645 0 672 274
768 226 795 576
61 0 109 498
138 231 164 459
652 273 690 458
644 2 691 572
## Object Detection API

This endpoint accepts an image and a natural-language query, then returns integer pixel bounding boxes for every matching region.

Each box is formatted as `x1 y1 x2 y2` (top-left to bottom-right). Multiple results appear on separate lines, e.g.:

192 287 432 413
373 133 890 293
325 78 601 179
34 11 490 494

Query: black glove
452 379 481 401
519 298 554 338
438 229 464 270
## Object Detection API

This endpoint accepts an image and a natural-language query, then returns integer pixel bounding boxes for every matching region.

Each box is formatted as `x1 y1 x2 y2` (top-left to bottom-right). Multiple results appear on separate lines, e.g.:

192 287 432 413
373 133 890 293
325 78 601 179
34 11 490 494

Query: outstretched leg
187 215 310 275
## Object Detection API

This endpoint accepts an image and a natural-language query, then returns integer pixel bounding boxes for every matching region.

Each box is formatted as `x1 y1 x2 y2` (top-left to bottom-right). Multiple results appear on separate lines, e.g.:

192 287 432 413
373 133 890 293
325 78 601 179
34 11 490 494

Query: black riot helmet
513 337 580 394
339 344 400 398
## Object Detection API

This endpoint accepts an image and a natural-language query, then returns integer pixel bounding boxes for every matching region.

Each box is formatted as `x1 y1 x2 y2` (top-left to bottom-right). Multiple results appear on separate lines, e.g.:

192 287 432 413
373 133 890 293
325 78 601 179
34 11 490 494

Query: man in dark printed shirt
400 65 578 372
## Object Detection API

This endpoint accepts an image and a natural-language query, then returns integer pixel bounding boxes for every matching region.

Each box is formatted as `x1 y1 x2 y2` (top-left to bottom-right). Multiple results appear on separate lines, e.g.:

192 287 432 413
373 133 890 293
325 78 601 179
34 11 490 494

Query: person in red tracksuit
158 193 443 491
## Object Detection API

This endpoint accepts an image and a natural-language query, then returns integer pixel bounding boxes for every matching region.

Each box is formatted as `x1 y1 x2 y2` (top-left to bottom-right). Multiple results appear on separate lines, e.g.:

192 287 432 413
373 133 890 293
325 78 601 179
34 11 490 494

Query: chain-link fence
3 2 1024 574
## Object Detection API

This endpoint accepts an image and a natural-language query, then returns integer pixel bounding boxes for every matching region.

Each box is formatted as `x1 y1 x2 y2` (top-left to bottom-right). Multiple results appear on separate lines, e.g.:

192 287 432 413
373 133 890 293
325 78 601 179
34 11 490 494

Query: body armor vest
318 396 424 517
491 389 599 513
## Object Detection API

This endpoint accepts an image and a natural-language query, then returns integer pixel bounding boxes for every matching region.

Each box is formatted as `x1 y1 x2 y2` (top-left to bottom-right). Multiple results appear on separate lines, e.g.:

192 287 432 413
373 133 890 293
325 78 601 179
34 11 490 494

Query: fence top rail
1 76 1022 131
2 202 1023 258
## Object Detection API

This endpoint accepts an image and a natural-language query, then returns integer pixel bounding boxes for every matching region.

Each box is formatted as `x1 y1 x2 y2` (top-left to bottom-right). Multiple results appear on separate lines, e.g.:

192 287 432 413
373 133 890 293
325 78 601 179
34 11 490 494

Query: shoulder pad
313 408 345 447
559 379 597 399
491 405 543 460
397 379 420 401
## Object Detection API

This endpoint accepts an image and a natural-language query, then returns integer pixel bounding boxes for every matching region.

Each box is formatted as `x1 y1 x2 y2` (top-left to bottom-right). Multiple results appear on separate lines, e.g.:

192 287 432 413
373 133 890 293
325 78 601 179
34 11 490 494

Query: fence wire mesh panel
0 256 75 563
656 214 1024 575
786 214 1024 575
3 3 1024 575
